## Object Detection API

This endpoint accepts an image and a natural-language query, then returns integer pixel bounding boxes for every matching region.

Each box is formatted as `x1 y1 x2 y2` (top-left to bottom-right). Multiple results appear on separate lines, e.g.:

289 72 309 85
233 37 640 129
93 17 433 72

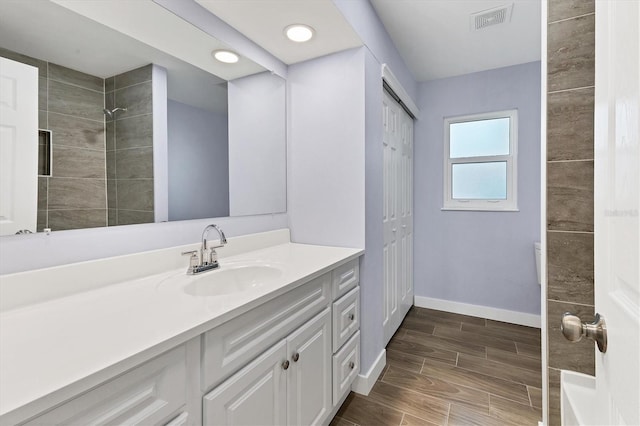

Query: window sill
441 207 520 212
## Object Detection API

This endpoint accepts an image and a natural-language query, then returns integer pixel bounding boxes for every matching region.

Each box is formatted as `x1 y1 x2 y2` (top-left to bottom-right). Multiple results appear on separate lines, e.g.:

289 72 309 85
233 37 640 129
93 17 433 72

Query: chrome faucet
182 224 227 274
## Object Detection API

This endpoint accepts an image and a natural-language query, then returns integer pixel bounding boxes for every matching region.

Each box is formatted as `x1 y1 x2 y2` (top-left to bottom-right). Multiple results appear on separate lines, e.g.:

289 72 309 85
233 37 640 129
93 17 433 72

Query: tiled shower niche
0 48 154 231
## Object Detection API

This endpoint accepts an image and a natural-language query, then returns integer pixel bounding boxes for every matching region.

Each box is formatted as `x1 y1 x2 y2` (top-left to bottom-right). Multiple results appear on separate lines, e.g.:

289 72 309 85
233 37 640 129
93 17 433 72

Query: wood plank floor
332 307 542 426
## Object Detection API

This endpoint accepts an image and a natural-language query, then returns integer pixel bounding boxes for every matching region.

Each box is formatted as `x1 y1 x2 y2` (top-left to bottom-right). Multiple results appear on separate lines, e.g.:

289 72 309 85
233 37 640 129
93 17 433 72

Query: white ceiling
195 0 540 82
195 0 362 65
370 0 541 81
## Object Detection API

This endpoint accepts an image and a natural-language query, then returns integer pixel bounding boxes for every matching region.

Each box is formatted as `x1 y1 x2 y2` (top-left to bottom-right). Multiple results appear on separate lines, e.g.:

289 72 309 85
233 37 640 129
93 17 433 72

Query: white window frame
443 109 518 211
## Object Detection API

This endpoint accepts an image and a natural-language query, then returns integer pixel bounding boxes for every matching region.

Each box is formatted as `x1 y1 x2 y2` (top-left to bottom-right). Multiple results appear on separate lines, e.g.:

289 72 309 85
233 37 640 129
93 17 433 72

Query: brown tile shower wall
0 48 107 232
546 1 595 424
105 65 154 226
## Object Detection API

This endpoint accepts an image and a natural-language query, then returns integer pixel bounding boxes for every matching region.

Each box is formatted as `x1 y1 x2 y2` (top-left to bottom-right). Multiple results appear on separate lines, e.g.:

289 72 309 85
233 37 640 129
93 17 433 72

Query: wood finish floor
332 307 542 426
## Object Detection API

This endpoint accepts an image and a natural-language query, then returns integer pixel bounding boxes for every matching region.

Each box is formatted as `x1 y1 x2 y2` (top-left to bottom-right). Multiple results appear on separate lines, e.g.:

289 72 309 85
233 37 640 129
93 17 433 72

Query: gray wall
414 62 542 315
545 0 595 423
167 99 229 221
288 48 366 249
289 0 420 377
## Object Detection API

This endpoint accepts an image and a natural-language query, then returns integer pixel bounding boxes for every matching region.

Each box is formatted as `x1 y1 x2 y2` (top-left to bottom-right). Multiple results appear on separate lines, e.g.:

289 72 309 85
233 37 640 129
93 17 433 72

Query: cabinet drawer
331 259 359 300
332 331 360 405
332 286 360 352
203 272 331 390
24 346 187 426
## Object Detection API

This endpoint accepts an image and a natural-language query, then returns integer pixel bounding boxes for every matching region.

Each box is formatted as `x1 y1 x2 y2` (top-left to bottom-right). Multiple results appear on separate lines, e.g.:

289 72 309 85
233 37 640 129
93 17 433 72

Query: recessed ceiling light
212 50 239 64
285 24 314 43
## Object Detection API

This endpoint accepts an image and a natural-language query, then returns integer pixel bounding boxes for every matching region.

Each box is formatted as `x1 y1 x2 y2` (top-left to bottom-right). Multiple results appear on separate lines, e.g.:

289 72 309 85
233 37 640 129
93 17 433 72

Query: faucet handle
181 250 199 269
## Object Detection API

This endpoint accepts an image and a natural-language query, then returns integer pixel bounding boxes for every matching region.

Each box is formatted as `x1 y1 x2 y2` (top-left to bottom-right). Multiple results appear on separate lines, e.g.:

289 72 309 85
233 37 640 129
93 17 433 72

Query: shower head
103 107 127 118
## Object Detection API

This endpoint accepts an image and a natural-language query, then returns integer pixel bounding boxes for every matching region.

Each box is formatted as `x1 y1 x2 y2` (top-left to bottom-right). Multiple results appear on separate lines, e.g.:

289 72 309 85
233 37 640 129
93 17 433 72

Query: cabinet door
203 340 287 426
287 307 332 426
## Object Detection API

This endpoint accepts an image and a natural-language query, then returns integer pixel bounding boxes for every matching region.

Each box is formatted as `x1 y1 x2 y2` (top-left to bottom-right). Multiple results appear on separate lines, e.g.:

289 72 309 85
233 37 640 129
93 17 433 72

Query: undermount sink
183 264 283 297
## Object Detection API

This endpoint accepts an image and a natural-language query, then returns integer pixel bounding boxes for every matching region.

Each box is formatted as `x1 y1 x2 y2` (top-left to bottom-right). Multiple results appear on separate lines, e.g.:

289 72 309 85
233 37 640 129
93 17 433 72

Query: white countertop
0 238 362 420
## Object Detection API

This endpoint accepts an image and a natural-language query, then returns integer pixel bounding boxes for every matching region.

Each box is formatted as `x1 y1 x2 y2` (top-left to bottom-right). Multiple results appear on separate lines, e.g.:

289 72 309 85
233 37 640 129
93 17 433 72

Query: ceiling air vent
470 4 513 31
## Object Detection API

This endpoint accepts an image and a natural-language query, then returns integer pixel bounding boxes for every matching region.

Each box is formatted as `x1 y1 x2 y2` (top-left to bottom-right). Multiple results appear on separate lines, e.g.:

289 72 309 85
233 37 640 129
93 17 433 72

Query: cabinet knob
349 361 355 370
349 313 355 321
282 360 290 370
292 352 300 362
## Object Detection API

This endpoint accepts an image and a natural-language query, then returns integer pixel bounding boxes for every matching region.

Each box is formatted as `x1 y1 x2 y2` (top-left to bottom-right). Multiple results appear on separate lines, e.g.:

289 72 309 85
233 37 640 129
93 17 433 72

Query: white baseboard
351 349 386 396
414 296 541 328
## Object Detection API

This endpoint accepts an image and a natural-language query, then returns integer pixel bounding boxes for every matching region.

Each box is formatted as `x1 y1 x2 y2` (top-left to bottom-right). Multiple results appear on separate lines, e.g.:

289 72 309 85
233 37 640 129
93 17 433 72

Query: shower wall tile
48 63 103 92
114 81 152 119
548 0 594 23
547 300 595 374
547 88 594 161
548 14 595 92
107 179 117 209
114 64 152 89
105 91 115 123
108 209 117 226
547 231 594 305
48 209 107 231
39 110 47 129
116 179 154 211
38 77 47 112
37 210 47 232
115 114 153 148
105 77 115 93
116 147 154 179
52 146 106 179
0 47 47 78
546 2 595 423
118 209 154 226
548 368 561 426
48 113 105 150
106 151 116 180
37 177 48 210
48 80 104 121
106 121 115 151
48 178 106 210
547 160 593 232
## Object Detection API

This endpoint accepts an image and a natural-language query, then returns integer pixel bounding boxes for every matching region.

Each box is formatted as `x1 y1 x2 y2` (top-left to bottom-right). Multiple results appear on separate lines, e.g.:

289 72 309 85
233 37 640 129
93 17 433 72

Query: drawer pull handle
349 361 355 370
349 313 355 321
292 352 300 362
282 360 290 370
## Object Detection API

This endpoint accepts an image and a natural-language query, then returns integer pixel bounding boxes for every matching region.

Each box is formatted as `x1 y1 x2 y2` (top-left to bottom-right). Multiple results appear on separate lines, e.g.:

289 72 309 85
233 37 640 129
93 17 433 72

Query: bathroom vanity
0 229 363 425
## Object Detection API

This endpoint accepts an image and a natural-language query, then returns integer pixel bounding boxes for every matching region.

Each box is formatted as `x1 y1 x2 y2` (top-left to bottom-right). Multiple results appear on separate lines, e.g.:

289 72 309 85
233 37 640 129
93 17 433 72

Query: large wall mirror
0 0 286 236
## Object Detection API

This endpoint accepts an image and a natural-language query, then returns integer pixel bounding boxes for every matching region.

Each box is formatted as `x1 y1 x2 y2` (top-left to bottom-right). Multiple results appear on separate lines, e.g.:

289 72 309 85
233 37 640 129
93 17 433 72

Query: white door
0 57 38 235
286 307 331 426
383 89 414 344
593 1 640 425
203 340 287 426
399 100 414 319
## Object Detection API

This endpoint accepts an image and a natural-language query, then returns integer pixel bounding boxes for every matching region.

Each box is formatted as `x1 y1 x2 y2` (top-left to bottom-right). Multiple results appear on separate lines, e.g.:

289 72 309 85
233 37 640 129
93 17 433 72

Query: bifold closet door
382 89 414 345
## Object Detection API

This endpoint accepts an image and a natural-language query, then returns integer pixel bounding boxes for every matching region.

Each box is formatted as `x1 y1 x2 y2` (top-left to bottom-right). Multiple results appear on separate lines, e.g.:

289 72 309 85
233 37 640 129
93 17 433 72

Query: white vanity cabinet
2 237 363 426
330 259 361 405
203 307 332 426
23 345 191 426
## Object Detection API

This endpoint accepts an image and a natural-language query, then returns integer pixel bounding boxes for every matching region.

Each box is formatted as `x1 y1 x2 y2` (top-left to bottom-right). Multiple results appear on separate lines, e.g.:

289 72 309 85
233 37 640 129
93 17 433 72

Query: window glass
450 117 510 158
452 161 507 200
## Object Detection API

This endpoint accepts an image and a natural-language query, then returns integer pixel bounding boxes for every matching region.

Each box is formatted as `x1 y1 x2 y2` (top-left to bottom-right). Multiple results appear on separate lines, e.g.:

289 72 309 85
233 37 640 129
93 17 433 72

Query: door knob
561 312 607 353
292 352 300 362
282 360 290 370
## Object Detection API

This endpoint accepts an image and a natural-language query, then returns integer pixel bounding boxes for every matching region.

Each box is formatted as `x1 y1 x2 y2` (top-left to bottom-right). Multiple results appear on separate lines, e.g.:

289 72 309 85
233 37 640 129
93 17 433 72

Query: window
443 110 518 211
